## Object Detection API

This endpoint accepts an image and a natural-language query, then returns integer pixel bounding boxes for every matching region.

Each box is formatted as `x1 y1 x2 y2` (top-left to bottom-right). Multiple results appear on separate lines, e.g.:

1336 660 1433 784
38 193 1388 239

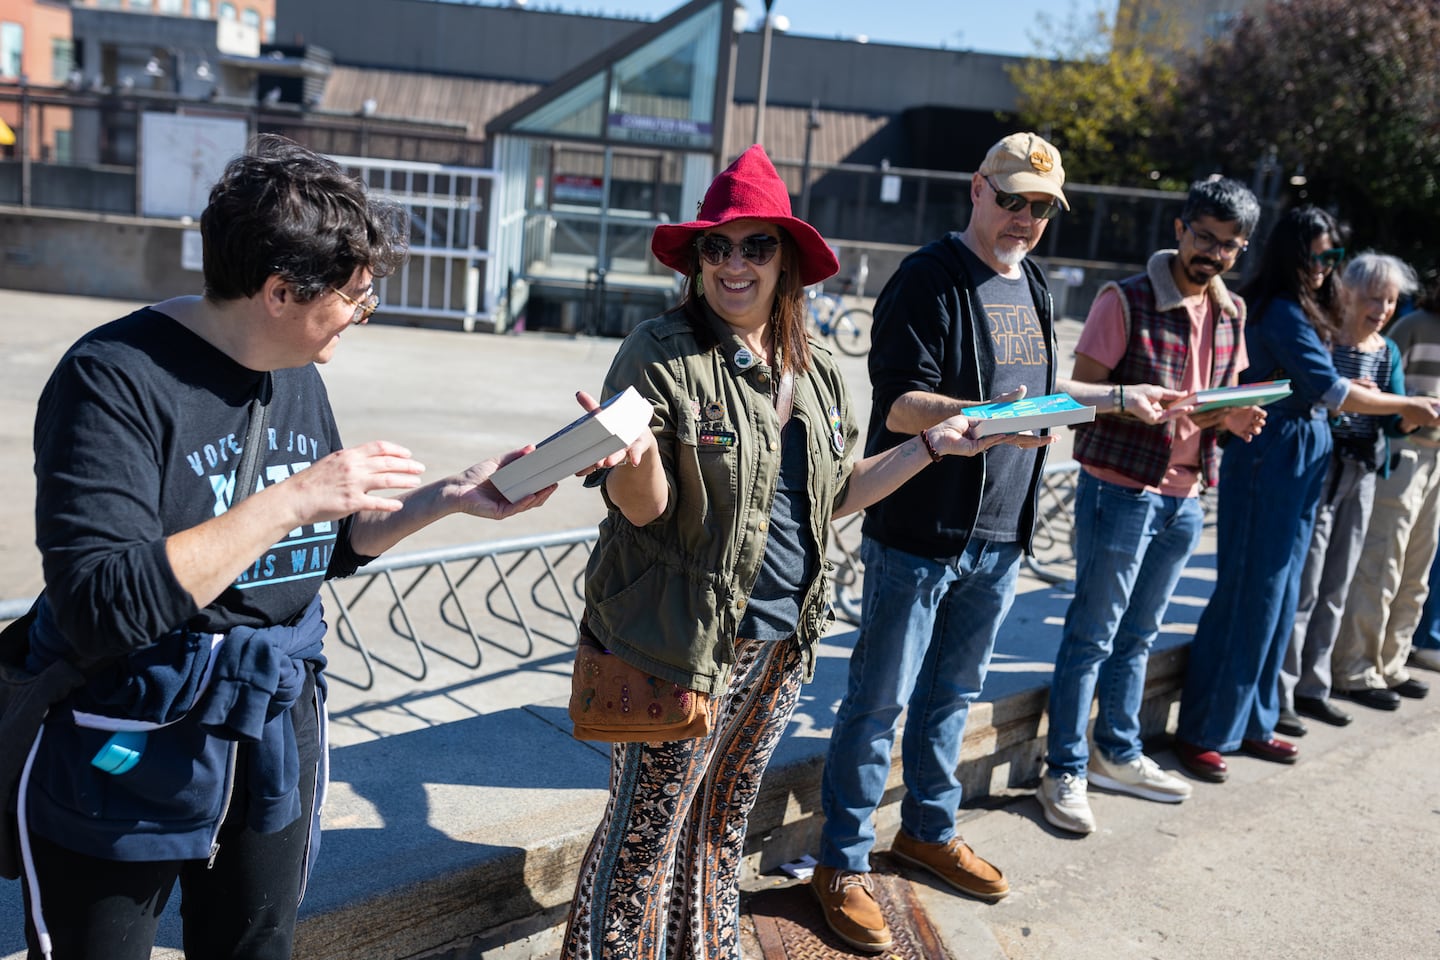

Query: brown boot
889 831 1010 902
810 865 893 953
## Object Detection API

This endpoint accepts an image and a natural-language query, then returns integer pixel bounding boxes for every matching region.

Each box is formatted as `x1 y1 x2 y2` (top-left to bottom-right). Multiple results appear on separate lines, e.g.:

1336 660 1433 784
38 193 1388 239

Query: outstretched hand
926 413 1054 457
572 390 656 477
1221 404 1266 442
1403 397 1440 431
447 446 558 518
286 440 426 524
1132 385 1193 424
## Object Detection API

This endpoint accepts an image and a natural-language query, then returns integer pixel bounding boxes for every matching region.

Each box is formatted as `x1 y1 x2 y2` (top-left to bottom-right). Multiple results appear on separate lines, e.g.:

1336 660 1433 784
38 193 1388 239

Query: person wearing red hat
559 145 1017 960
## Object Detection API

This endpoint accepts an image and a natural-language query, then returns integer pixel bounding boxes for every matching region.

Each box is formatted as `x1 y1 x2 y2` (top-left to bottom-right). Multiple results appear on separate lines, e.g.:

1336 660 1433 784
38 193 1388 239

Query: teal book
1189 379 1292 413
961 392 1096 437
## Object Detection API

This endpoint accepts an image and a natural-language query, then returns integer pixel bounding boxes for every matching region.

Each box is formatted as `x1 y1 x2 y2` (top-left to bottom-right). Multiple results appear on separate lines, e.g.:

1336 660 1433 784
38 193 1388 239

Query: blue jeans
1417 545 1440 653
1177 412 1330 752
1045 473 1203 779
818 536 1021 873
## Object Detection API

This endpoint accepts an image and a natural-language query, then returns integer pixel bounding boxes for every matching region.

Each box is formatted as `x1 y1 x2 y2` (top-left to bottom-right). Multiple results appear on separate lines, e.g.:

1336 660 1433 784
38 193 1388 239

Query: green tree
1006 1 1186 186
1165 0 1440 275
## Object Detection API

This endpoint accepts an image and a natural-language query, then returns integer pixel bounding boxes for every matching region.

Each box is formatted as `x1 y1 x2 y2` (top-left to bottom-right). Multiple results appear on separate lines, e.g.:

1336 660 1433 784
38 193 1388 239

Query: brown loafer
889 830 1009 902
811 866 893 953
1175 740 1229 783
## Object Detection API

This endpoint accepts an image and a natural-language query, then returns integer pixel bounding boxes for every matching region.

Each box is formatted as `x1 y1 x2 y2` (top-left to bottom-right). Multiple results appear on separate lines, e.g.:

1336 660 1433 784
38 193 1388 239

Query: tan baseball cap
977 132 1069 210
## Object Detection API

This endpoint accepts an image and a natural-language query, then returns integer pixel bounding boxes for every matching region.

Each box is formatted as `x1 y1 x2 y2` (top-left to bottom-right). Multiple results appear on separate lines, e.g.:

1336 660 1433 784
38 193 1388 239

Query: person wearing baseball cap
811 132 1068 950
560 145 1007 960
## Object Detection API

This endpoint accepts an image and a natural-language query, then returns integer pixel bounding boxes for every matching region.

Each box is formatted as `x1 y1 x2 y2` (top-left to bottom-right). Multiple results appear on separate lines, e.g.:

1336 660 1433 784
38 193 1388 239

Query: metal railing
0 463 1087 688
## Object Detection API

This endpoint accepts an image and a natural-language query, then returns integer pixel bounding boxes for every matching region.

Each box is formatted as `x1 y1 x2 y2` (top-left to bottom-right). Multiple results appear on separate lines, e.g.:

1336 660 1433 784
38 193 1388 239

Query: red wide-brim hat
651 145 839 287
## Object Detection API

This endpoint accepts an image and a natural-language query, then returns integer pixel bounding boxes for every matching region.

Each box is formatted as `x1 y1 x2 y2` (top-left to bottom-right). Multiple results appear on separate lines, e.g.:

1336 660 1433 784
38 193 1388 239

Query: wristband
920 429 943 463
1118 384 1126 413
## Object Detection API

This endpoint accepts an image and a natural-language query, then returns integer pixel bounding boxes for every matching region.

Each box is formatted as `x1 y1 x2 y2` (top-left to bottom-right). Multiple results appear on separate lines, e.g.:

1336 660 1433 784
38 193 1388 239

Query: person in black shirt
19 135 556 960
811 132 1063 951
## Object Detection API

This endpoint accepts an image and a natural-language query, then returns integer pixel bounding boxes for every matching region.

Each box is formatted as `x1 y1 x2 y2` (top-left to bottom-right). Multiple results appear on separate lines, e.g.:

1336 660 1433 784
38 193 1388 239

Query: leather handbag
568 616 711 743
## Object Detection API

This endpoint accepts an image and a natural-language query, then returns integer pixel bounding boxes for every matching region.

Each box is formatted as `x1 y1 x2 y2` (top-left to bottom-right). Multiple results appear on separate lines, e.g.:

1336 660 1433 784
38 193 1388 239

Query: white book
490 387 655 502
962 392 1096 437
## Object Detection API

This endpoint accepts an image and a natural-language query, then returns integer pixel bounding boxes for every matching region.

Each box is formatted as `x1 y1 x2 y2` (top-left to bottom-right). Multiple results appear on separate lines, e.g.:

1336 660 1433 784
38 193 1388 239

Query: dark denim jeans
1177 411 1331 752
1045 472 1203 779
1417 542 1440 653
817 536 1020 872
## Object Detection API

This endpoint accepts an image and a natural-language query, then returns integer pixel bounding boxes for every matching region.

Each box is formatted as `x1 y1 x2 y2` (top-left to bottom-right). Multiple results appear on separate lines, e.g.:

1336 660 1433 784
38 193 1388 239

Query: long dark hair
672 227 813 376
1241 204 1343 341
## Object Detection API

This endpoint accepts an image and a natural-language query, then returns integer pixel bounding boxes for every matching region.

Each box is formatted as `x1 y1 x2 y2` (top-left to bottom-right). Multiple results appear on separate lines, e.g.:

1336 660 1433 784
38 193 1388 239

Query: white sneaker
1089 752 1192 804
1409 647 1440 673
1037 772 1096 835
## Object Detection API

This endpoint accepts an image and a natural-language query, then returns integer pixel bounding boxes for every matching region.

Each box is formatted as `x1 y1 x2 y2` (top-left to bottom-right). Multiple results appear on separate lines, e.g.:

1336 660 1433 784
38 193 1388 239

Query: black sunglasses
1310 247 1346 269
986 177 1062 220
696 234 781 267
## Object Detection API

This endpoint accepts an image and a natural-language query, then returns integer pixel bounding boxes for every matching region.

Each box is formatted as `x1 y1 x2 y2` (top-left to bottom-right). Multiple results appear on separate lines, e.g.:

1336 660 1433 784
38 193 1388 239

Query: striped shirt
1330 342 1391 443
1388 308 1440 444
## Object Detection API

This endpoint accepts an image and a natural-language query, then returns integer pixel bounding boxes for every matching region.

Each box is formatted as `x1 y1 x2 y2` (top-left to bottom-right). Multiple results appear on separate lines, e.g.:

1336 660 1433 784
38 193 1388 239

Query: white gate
331 155 502 332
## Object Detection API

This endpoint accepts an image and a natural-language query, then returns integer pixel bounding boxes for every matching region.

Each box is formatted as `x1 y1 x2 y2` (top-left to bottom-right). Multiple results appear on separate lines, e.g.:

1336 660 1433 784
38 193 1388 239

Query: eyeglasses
1310 248 1346 269
1182 221 1249 258
985 177 1062 220
331 286 379 325
696 234 782 267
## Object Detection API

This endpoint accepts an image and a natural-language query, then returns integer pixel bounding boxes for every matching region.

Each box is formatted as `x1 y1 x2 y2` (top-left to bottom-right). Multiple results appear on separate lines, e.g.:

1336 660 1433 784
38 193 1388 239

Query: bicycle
805 284 872 357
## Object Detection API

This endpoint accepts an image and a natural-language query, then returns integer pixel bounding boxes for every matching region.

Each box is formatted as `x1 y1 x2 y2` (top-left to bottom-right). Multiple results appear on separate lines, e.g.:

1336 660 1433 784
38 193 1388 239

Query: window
509 1 723 151
194 0 213 17
130 0 154 11
219 2 237 21
158 0 185 13
0 23 22 79
264 17 274 41
52 38 75 83
241 9 260 30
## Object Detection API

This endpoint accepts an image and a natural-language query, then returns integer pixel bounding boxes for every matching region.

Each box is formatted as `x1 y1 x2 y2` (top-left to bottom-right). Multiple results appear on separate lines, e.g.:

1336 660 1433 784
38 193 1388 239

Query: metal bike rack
0 463 1087 689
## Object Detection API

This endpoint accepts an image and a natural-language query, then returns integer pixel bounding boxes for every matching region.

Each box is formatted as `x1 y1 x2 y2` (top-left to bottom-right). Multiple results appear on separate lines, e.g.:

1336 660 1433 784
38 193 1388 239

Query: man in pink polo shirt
1037 177 1268 834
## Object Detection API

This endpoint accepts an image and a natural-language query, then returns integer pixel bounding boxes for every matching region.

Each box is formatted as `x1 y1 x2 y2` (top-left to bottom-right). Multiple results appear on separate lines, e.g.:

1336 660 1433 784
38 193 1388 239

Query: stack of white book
490 387 655 502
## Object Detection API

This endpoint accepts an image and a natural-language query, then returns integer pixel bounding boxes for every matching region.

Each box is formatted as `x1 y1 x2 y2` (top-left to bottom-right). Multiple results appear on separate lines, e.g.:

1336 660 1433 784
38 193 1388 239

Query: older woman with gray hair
1331 259 1440 710
1278 251 1421 734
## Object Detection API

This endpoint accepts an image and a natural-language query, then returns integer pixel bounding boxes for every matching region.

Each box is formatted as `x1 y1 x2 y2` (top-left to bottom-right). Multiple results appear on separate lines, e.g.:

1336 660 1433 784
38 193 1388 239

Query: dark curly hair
200 134 408 302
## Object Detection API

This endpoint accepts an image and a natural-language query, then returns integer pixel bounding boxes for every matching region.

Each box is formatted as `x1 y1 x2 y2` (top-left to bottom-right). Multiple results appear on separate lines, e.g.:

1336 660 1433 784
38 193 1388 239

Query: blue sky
527 0 1115 57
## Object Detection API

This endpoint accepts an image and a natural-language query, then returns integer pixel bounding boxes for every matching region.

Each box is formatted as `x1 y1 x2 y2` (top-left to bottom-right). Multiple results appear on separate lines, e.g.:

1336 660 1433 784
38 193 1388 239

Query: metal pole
19 77 30 207
752 0 775 146
799 99 818 221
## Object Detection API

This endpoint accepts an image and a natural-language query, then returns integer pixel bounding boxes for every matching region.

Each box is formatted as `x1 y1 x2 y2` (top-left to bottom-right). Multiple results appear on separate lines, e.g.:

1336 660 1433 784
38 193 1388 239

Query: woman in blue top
1174 207 1440 784
1279 252 1421 735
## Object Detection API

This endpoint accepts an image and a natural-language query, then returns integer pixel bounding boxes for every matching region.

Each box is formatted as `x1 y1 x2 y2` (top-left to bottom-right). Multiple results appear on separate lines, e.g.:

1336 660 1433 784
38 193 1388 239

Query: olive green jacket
584 305 860 696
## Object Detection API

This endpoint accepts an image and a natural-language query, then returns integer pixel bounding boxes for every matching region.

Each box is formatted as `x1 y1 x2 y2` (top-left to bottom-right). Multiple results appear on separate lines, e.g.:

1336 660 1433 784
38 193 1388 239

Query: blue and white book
1189 379 1292 413
961 392 1096 437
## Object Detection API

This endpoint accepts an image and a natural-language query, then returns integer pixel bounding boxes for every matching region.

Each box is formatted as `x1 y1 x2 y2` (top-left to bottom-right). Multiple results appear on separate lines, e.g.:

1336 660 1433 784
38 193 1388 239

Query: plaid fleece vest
1073 273 1243 488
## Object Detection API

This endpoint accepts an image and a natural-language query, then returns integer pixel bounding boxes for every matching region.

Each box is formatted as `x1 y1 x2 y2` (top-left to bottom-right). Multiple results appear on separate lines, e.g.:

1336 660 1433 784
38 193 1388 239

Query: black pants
22 674 321 960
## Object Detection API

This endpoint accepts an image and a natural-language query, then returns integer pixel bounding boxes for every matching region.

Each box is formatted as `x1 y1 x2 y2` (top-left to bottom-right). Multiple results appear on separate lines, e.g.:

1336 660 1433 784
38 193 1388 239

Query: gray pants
1282 453 1376 706
1334 442 1440 690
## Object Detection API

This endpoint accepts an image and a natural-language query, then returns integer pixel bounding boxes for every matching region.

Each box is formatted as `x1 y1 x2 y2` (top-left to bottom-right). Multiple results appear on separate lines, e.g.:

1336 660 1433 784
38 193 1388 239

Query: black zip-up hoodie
861 232 1056 558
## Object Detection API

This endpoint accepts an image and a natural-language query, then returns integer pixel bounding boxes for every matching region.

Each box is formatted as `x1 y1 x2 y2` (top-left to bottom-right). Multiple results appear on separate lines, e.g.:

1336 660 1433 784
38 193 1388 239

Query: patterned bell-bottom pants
561 635 805 960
